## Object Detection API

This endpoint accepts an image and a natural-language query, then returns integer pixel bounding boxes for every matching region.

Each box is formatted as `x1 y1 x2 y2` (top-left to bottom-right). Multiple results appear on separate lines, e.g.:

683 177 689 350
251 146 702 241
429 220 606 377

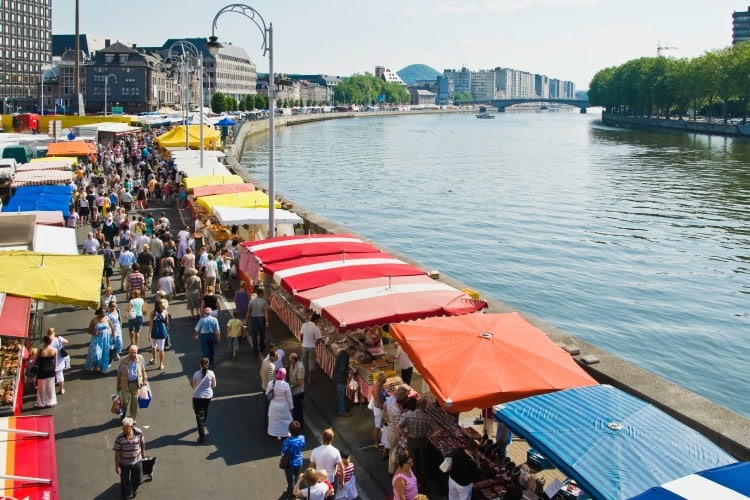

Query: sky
51 0 745 90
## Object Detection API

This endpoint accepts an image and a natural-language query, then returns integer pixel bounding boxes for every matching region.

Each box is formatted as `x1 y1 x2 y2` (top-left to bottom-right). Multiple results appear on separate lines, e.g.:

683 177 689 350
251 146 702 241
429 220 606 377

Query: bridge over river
490 97 590 112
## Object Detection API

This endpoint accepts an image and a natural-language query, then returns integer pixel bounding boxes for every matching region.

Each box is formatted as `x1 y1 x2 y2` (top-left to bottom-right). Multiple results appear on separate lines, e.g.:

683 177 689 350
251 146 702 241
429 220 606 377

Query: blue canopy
3 185 72 215
629 462 750 499
493 385 736 500
216 117 237 126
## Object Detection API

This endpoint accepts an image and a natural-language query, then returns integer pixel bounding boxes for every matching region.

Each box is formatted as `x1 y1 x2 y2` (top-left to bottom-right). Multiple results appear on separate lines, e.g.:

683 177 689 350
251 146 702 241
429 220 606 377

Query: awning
264 251 426 295
0 211 65 227
629 462 750 499
46 141 96 157
212 206 302 227
196 191 281 211
176 162 232 179
3 185 72 213
155 124 220 149
18 158 75 171
0 294 32 338
10 170 74 187
493 385 737 500
0 416 58 499
0 251 104 309
389 312 597 412
193 183 255 198
241 234 381 265
296 275 487 330
34 226 78 254
183 175 244 191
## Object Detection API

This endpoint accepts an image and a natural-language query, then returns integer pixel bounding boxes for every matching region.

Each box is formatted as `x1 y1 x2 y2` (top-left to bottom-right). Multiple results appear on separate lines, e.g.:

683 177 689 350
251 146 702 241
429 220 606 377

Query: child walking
335 453 359 499
226 310 243 360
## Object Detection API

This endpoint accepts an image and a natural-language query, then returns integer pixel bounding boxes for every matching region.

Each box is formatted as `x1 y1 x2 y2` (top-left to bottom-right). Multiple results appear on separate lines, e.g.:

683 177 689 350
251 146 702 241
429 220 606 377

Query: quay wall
227 113 750 461
602 112 750 137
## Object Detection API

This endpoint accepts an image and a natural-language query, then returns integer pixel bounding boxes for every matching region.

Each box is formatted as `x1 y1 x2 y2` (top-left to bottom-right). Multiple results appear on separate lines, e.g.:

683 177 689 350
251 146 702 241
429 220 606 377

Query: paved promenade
30 200 412 500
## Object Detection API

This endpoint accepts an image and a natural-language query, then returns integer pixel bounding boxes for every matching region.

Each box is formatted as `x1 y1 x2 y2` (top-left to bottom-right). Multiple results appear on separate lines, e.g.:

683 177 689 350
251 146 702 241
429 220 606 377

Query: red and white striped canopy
241 234 380 265
263 252 426 294
11 170 73 187
295 275 487 331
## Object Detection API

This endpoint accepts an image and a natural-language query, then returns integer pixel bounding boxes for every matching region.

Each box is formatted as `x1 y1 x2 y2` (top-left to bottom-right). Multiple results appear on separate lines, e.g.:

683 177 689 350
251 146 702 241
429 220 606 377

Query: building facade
0 0 52 113
733 7 750 44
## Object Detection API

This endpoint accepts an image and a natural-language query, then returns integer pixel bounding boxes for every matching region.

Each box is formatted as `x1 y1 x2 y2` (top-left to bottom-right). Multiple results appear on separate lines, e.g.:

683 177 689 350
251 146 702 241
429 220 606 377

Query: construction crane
657 41 678 57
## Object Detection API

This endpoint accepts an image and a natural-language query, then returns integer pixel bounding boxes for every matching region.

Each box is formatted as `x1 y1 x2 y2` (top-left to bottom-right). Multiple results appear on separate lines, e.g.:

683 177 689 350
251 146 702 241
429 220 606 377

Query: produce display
0 338 23 411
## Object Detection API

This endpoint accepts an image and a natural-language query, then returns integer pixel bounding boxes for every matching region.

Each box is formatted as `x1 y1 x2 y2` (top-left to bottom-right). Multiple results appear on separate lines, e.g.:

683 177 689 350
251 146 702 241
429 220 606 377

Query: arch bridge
489 98 590 113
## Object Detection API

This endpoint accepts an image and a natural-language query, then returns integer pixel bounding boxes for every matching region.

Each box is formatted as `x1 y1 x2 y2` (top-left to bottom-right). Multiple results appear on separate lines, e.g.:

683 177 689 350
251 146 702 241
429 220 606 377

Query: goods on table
0 338 23 412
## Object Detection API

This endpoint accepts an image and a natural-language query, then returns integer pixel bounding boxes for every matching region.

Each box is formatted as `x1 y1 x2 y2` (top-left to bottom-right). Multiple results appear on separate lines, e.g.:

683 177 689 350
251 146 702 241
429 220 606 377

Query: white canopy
175 162 232 178
212 206 303 226
34 225 78 254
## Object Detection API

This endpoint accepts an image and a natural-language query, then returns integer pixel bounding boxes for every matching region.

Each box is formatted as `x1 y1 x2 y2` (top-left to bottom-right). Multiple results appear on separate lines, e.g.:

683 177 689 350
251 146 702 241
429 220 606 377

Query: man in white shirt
309 428 343 485
203 253 218 293
394 341 414 385
300 313 322 385
83 232 100 255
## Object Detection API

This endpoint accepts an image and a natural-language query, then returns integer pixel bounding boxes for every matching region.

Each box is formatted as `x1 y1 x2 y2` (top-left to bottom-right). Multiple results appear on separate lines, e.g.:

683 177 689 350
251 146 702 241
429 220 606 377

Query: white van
0 158 17 186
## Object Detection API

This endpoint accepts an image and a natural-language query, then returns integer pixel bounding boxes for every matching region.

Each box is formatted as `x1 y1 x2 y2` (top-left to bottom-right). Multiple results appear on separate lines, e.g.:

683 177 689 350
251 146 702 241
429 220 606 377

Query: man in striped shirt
113 417 145 499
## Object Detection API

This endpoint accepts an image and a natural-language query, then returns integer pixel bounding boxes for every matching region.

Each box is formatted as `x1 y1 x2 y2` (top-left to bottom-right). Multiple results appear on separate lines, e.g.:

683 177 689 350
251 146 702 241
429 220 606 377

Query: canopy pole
0 428 49 438
0 473 52 484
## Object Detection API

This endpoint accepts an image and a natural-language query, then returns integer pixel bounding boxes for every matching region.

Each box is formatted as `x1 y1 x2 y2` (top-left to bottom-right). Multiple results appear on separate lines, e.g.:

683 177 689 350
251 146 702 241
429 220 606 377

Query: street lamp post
167 41 204 167
103 73 116 116
207 3 275 238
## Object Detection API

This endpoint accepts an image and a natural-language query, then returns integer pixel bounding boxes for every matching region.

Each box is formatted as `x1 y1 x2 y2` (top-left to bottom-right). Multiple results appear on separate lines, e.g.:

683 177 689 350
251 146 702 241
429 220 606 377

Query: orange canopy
192 182 255 198
46 141 97 157
390 312 597 413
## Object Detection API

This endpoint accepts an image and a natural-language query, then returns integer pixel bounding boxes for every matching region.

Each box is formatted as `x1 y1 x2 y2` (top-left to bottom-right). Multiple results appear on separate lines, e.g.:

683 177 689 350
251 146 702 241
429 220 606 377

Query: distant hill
397 64 440 85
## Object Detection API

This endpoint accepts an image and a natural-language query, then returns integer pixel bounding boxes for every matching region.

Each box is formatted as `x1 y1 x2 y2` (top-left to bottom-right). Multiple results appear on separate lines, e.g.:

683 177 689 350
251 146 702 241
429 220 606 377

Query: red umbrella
295 275 487 330
241 234 381 265
390 312 597 413
264 252 426 294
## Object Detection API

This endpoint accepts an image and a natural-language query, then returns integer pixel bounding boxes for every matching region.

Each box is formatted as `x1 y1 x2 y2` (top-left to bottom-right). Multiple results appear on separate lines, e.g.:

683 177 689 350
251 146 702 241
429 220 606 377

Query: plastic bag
137 384 152 409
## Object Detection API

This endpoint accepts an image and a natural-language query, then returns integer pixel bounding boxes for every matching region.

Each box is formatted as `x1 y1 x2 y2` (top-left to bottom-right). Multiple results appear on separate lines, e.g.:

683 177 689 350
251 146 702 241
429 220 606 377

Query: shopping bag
111 394 123 415
137 385 152 409
141 456 156 480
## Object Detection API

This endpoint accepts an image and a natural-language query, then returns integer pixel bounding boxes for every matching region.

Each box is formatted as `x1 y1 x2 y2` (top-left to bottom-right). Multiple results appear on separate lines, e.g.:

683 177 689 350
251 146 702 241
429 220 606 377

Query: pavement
30 197 444 500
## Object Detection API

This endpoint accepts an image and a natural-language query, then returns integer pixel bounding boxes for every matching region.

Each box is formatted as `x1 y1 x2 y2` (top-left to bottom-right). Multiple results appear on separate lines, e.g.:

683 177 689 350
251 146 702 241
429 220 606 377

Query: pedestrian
398 398 431 491
33 335 57 408
194 307 221 369
47 327 69 395
333 346 356 417
157 269 175 302
393 341 414 386
372 371 388 453
447 438 481 500
203 253 218 293
280 420 305 498
293 468 329 500
101 286 117 310
118 246 136 290
148 300 169 370
226 310 243 360
247 288 269 355
383 386 410 473
126 263 146 297
200 285 220 318
191 357 217 444
260 349 278 427
233 280 251 323
105 300 123 360
127 290 147 347
136 243 155 290
391 450 419 500
85 307 115 373
287 353 305 425
267 368 294 439
335 453 359 500
116 344 148 423
300 312 322 385
309 428 343 489
100 241 116 289
113 417 145 500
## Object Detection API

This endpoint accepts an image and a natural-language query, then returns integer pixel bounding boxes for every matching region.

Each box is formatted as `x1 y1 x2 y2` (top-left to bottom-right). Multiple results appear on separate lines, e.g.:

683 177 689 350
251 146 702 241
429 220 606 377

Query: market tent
3 185 71 213
196 191 281 211
192 183 256 198
389 312 597 412
265 252 426 295
241 234 381 265
0 416 58 499
296 274 487 330
34 226 78 254
19 157 75 171
10 170 74 188
46 141 96 157
0 294 32 338
0 251 104 309
629 461 750 499
212 206 302 226
0 211 64 227
493 385 737 500
216 117 237 126
155 125 220 150
183 174 244 191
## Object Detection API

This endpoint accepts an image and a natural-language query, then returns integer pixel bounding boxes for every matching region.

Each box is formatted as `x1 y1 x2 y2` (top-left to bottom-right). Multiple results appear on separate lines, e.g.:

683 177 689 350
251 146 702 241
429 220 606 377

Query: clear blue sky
51 1 744 90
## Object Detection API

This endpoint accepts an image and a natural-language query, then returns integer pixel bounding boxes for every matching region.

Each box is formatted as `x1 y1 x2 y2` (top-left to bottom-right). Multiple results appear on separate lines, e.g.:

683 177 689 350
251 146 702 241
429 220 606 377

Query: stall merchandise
0 295 32 417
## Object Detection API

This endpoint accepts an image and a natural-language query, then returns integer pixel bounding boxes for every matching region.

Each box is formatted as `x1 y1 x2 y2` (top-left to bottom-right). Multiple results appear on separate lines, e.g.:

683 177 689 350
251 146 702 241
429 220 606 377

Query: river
239 110 750 418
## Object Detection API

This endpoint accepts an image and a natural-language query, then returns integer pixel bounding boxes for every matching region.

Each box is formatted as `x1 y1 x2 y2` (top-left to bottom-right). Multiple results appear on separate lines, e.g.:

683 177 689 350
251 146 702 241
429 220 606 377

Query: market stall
46 141 96 157
10 169 74 188
17 157 75 171
33 226 78 254
2 185 72 214
0 211 65 227
0 294 32 416
155 124 220 150
212 206 302 241
0 415 58 499
192 182 255 198
183 174 244 192
631 461 750 499
493 385 737 500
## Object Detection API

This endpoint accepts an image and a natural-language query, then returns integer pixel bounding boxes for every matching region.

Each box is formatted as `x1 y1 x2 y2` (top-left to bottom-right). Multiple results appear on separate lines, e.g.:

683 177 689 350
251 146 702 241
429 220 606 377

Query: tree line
333 73 410 106
589 42 750 121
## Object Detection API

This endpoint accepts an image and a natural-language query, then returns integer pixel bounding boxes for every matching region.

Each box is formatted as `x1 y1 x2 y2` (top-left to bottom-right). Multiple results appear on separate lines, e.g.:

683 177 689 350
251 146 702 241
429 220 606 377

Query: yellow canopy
183 175 245 191
30 156 76 165
155 125 221 149
196 191 281 211
0 251 104 309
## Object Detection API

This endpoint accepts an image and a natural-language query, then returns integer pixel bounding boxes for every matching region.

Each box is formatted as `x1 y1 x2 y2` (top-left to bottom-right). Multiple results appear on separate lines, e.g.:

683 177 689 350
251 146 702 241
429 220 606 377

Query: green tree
211 92 226 114
453 91 474 104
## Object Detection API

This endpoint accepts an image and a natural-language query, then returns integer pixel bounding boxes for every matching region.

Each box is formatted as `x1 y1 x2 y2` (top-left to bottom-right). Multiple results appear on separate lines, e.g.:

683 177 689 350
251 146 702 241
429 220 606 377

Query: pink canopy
262 251 426 294
241 234 381 266
295 275 487 331
192 183 255 198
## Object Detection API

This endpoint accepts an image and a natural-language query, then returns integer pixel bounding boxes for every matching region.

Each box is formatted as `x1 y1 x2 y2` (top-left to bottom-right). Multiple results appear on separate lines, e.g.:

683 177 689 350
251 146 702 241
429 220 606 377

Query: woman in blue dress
280 420 305 497
85 307 115 373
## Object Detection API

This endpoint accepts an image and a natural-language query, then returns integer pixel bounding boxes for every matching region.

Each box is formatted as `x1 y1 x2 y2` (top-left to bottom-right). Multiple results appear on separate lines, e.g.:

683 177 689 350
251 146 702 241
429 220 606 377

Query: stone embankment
227 111 750 461
602 112 750 137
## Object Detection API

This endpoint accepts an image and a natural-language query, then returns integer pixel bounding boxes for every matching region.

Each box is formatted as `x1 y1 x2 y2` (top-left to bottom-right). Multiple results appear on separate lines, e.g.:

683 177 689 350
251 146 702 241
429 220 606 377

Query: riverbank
602 111 750 137
227 112 750 461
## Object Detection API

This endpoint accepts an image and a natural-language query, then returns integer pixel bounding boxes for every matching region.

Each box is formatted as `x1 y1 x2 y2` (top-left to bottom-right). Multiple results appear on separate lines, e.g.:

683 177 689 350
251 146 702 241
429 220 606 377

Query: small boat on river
476 106 495 119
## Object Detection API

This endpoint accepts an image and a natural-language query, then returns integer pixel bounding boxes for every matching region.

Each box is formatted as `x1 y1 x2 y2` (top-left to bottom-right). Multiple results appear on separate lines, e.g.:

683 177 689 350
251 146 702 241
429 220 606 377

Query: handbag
266 380 275 402
59 347 69 358
279 449 291 469
111 394 123 415
137 384 152 409
367 397 375 411
109 346 117 363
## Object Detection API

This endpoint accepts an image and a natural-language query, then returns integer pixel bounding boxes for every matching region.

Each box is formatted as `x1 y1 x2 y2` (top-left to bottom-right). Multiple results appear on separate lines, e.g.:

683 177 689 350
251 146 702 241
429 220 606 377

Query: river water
239 110 750 418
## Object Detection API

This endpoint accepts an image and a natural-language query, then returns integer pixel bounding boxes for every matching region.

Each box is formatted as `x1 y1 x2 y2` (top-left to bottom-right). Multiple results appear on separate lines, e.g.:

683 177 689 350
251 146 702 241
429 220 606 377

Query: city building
0 0 52 113
442 67 472 95
733 7 750 44
471 69 495 101
436 75 455 105
375 66 406 86
409 88 436 106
